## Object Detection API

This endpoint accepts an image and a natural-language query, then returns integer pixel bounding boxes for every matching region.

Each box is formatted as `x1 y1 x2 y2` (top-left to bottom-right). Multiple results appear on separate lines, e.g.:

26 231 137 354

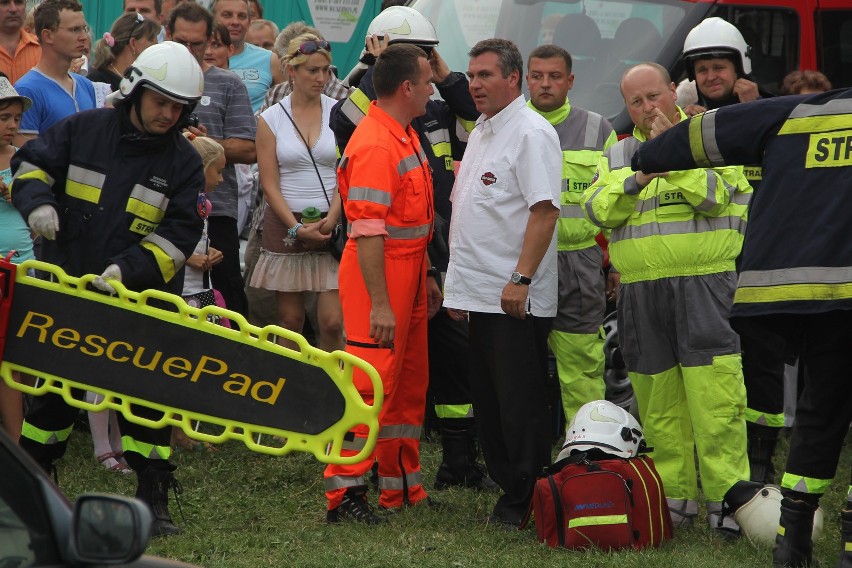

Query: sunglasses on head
298 40 331 55
127 11 145 37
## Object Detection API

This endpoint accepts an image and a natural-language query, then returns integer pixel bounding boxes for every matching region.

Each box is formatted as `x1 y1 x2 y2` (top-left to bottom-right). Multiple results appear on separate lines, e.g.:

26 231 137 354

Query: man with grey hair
273 20 317 59
245 18 276 51
443 38 562 527
0 0 40 83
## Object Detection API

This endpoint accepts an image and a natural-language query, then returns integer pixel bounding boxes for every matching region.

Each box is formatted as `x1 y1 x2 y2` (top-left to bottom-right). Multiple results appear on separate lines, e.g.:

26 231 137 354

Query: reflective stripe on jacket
10 107 204 292
529 99 617 251
338 102 434 254
582 110 752 284
632 92 852 317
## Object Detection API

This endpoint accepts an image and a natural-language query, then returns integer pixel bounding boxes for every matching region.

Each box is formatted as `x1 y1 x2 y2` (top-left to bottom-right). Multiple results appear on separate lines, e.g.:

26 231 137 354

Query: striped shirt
194 66 256 219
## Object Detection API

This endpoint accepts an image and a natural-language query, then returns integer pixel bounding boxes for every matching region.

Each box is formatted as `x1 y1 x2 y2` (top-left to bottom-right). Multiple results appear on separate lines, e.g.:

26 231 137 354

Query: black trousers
742 333 786 421
20 389 171 472
468 312 554 524
736 310 852 502
427 308 473 421
208 216 248 317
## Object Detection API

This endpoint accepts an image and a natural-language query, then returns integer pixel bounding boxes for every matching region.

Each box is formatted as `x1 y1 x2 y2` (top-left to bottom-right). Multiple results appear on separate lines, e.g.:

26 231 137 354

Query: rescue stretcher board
0 258 382 464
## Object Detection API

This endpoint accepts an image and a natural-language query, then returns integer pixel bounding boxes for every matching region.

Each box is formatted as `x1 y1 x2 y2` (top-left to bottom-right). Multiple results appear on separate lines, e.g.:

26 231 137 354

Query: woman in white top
250 33 343 351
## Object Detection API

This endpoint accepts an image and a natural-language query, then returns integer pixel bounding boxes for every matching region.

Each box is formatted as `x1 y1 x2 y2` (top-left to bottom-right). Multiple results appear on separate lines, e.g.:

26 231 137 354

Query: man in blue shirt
14 0 94 145
212 0 282 113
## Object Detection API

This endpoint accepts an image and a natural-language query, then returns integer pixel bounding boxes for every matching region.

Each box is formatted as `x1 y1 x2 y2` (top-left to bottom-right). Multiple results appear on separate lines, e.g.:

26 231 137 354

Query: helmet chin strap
133 101 156 136
129 89 191 136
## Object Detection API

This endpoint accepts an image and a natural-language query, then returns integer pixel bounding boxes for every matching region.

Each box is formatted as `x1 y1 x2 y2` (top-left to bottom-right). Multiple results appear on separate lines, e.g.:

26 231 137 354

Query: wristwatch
510 271 531 285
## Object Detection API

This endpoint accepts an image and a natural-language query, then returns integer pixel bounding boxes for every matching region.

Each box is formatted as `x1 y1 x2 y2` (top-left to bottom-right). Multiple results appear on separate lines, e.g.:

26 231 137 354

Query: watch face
511 272 521 284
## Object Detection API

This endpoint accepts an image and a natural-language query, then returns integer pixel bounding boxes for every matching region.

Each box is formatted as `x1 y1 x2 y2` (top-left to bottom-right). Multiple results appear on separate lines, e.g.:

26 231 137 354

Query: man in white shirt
443 38 561 528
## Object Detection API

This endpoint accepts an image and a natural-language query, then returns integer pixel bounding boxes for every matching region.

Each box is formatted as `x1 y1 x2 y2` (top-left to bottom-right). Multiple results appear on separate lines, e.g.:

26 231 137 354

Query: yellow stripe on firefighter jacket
528 98 617 251
581 109 752 284
631 92 852 317
9 108 204 293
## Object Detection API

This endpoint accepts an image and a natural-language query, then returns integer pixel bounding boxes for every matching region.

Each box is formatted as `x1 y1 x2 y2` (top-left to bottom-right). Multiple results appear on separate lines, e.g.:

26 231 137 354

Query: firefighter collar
527 97 571 126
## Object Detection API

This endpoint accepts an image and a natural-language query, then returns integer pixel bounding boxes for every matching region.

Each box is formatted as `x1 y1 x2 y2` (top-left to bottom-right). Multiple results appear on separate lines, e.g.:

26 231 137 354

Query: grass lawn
58 425 850 568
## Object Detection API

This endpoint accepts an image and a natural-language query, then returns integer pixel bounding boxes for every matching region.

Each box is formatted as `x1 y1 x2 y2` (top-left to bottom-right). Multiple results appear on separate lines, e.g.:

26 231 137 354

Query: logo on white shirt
480 172 497 186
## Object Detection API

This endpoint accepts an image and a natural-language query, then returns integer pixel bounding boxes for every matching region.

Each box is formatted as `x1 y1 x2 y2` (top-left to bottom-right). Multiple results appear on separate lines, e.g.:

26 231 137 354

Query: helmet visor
142 84 192 106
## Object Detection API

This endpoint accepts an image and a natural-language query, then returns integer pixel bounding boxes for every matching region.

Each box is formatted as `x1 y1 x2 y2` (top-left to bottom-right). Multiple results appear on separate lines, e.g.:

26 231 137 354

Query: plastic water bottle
301 206 322 224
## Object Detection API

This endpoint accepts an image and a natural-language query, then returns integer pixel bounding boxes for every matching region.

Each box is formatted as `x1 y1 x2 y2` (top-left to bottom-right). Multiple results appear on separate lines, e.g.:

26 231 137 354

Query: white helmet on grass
722 481 824 545
557 400 647 460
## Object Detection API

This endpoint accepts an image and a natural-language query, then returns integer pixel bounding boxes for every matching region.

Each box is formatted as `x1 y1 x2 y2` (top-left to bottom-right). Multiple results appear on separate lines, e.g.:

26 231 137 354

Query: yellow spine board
0 260 383 463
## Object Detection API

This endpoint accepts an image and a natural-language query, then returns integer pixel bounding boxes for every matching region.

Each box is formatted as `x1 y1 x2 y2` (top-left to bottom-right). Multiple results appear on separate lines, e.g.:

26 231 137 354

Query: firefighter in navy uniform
10 42 205 537
632 90 852 568
682 16 784 485
332 6 496 491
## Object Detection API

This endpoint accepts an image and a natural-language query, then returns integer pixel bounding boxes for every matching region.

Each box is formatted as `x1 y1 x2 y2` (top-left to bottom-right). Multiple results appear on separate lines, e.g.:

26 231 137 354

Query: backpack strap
548 474 567 547
519 499 534 529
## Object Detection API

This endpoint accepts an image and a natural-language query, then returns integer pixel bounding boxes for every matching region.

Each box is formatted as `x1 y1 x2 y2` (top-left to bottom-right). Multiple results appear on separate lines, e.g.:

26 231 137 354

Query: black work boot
327 486 385 525
707 500 741 540
774 497 818 567
747 422 781 484
19 436 60 482
434 423 498 492
837 507 852 568
135 467 182 537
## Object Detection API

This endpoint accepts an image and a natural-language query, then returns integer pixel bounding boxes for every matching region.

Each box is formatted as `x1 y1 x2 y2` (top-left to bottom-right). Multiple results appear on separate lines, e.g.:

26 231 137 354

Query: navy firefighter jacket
10 105 204 295
632 88 852 319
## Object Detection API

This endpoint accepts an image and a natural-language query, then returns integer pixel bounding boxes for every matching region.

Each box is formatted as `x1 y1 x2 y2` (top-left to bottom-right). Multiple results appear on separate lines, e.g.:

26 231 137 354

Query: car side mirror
70 494 152 564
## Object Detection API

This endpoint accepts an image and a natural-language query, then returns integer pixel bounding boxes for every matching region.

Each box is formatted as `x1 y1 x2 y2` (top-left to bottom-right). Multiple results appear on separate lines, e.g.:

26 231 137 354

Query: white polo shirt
443 94 562 316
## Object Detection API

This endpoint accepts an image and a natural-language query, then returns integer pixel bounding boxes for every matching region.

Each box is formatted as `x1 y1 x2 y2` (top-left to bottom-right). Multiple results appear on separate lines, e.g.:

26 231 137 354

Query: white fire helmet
557 400 647 461
367 6 438 48
724 482 824 546
682 17 752 80
111 41 204 110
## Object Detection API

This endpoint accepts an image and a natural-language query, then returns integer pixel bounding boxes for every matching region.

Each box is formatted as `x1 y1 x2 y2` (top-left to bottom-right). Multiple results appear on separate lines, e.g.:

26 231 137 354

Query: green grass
58 426 850 568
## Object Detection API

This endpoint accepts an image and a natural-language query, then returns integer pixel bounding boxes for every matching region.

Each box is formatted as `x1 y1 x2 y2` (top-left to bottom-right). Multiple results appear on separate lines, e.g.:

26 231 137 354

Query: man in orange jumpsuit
324 43 443 524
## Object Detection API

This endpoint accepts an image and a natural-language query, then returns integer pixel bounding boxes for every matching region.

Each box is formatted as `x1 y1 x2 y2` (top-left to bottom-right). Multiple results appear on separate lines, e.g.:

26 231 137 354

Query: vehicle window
540 1 687 119
817 10 852 90
708 6 799 95
411 0 503 74
410 0 691 122
0 444 62 566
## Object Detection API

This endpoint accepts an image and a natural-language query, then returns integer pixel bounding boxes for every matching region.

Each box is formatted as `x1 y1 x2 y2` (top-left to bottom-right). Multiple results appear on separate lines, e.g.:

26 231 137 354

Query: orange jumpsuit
324 102 434 510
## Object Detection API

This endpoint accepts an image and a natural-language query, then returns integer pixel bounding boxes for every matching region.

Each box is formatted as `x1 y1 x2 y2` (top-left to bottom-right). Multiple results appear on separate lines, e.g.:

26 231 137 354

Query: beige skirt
250 249 339 292
251 207 338 292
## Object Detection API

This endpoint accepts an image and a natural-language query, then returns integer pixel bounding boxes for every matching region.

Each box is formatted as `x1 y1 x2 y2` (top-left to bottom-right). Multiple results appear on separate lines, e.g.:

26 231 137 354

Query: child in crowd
171 134 227 452
0 78 32 443
181 134 227 322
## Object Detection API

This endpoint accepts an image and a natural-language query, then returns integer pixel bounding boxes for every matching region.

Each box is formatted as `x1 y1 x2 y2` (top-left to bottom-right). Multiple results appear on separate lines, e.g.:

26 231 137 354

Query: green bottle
301 206 322 224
